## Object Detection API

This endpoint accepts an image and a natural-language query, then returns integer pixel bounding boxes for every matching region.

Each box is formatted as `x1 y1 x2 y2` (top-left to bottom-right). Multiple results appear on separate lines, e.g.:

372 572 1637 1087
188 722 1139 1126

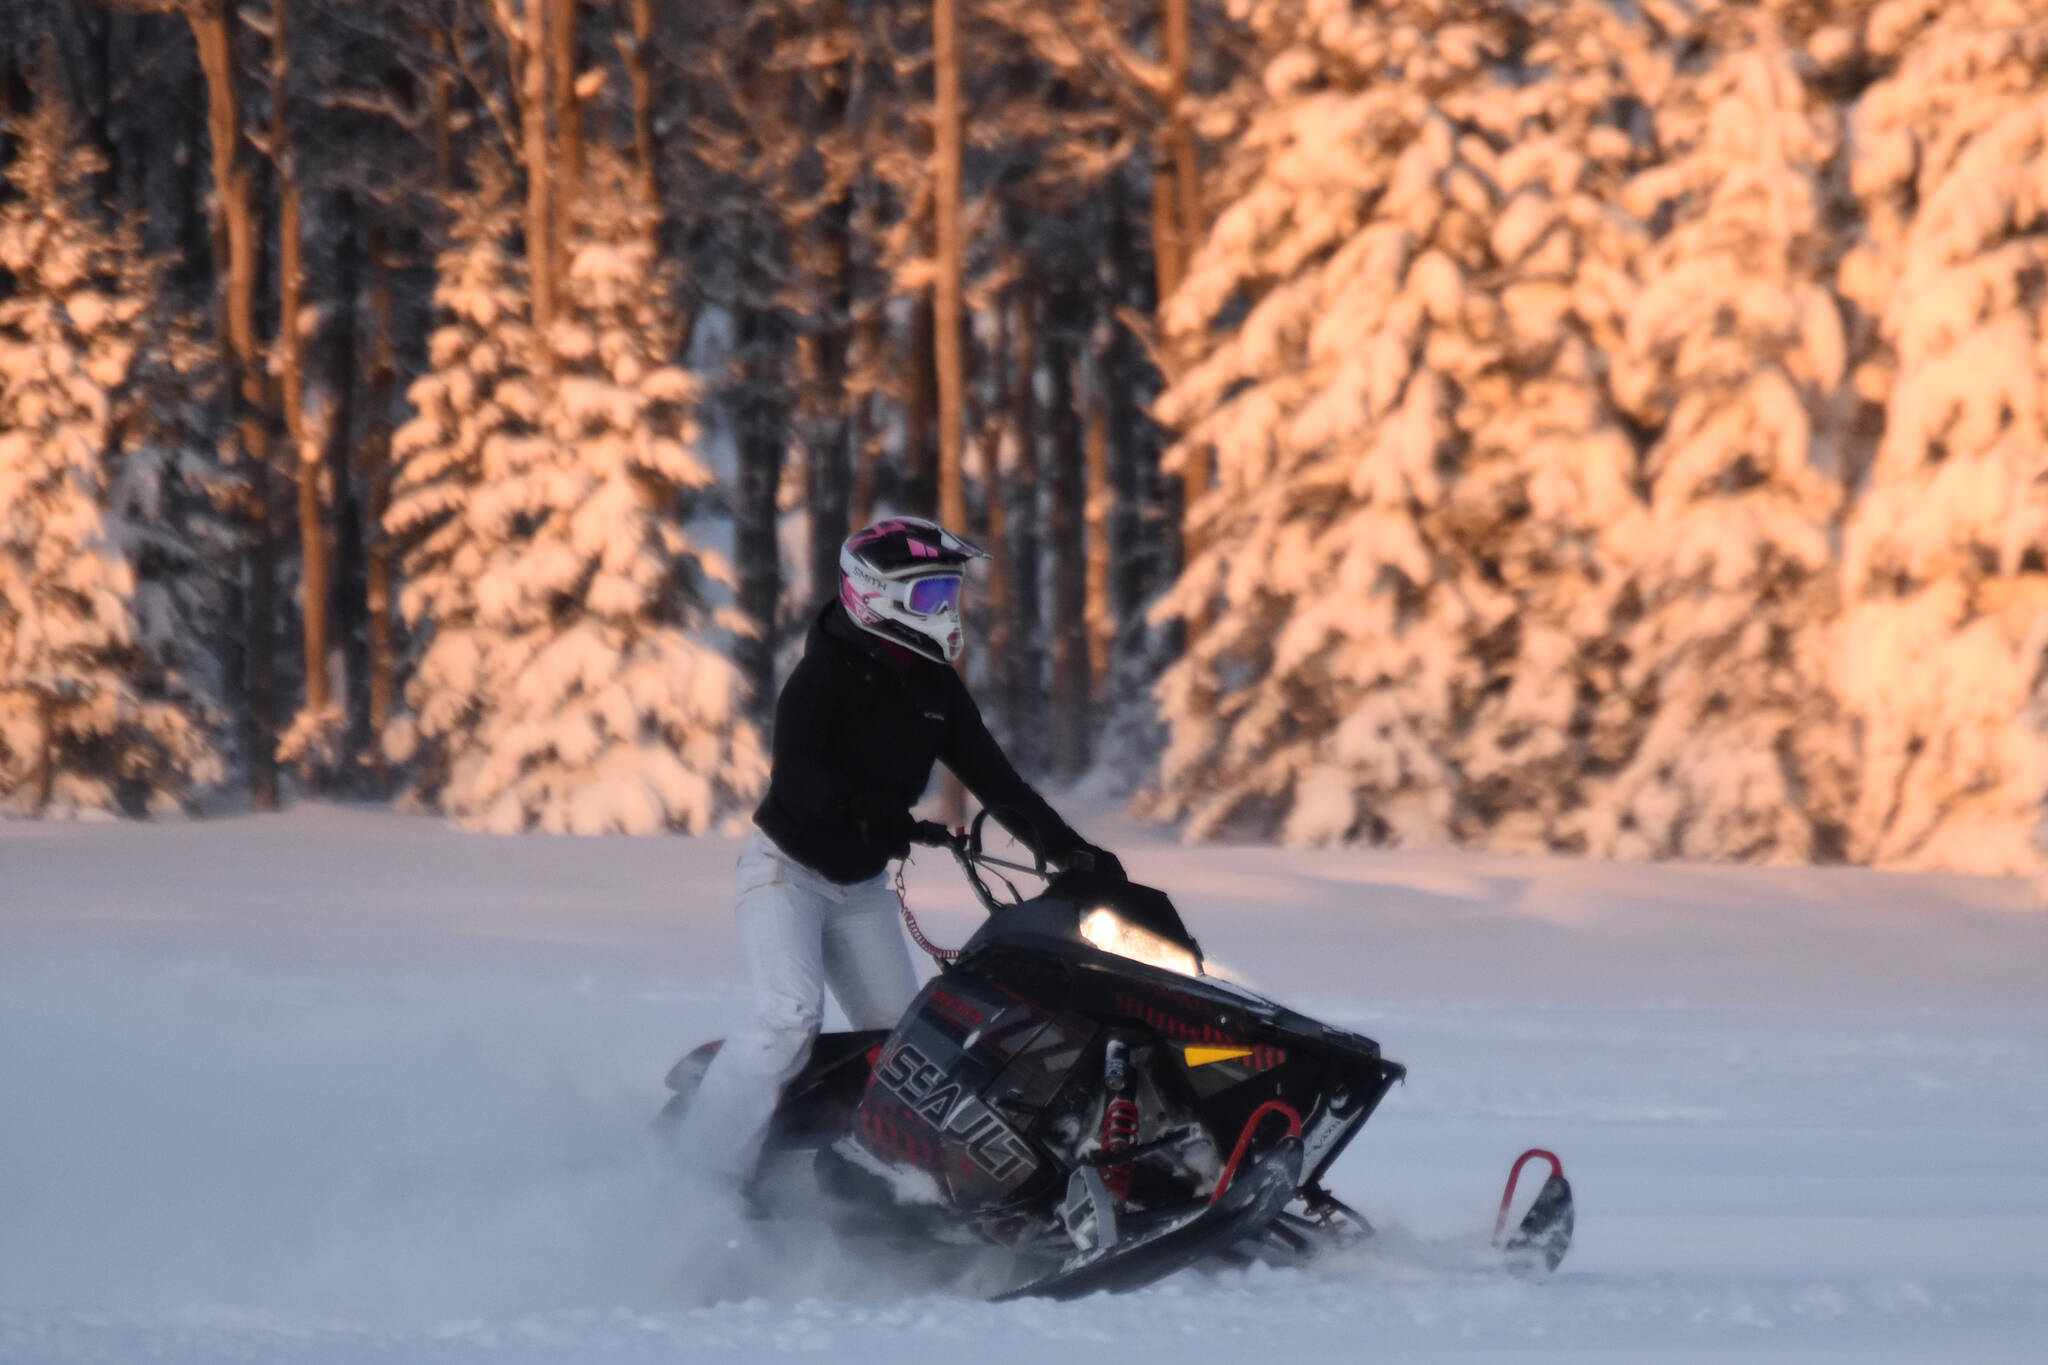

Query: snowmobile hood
953 884 1396 1073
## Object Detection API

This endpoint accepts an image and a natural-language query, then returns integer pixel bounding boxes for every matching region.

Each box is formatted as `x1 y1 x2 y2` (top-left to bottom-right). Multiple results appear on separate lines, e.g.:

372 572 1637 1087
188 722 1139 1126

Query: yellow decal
1181 1045 1255 1067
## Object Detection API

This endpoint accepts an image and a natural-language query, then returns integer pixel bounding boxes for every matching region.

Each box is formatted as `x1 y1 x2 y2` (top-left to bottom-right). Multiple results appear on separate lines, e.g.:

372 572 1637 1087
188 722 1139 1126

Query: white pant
673 830 920 1184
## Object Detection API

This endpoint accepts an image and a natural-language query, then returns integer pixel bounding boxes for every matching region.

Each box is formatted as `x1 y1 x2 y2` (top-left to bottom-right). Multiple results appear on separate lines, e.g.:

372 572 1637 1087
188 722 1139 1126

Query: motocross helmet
838 517 989 664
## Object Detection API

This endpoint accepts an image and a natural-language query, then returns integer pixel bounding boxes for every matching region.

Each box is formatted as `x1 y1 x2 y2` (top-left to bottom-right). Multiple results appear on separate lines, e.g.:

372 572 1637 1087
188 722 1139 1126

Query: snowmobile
661 813 1575 1299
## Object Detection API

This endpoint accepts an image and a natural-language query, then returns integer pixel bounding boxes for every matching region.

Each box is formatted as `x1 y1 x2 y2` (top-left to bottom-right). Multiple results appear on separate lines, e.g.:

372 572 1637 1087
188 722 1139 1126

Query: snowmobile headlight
1079 908 1201 977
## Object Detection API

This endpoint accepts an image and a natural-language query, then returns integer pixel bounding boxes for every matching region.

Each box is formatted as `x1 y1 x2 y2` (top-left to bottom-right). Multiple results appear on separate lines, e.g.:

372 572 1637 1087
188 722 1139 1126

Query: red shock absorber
1098 1037 1140 1201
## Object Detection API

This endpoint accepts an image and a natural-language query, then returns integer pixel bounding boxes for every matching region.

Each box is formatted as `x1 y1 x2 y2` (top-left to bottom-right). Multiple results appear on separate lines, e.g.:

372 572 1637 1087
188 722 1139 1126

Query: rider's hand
1057 841 1124 882
910 819 954 849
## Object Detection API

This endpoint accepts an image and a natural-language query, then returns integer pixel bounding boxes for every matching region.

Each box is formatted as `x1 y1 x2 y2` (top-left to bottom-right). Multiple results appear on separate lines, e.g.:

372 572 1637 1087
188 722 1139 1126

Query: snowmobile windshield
904 573 963 615
1079 907 1201 977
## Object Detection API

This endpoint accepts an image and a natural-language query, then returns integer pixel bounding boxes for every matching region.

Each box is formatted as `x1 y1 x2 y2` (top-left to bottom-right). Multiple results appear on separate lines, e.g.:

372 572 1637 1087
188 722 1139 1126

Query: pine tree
1579 10 1857 863
384 155 533 806
0 98 223 817
1150 0 1654 849
1837 0 2048 873
387 149 766 834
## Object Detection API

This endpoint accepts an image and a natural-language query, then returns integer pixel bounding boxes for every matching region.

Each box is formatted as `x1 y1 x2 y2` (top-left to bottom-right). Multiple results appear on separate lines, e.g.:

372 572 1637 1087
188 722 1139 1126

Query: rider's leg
670 833 828 1186
819 869 921 1030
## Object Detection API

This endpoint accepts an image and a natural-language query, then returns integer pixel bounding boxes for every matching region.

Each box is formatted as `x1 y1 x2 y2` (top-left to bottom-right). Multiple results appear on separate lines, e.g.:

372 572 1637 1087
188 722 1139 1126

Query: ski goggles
901 573 964 616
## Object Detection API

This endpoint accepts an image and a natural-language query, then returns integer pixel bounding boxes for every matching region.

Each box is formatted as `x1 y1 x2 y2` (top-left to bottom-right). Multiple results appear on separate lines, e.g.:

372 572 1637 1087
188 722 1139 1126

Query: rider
672 516 1117 1202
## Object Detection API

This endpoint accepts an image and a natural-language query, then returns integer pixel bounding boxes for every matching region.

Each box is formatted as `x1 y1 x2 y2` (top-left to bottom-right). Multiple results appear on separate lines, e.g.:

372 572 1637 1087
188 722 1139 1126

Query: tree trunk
933 0 966 539
272 0 331 769
903 292 937 518
733 309 786 726
35 693 55 817
431 27 454 194
361 224 398 793
932 0 969 820
324 206 366 769
1006 288 1043 773
620 0 658 205
1160 0 1207 643
803 28 857 601
549 0 579 256
981 307 1013 747
1104 205 1156 689
1163 0 1201 276
806 244 854 607
1045 302 1091 783
186 0 277 811
1084 371 1112 701
519 0 554 378
852 307 884 527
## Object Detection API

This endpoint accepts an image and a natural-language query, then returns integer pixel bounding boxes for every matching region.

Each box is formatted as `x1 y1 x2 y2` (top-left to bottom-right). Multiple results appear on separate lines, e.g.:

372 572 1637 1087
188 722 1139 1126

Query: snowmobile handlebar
922 808 1135 920
917 808 1056 916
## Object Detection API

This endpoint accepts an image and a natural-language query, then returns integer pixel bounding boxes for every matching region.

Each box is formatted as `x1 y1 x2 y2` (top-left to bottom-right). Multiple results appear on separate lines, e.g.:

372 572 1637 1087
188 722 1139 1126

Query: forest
1 0 2045 876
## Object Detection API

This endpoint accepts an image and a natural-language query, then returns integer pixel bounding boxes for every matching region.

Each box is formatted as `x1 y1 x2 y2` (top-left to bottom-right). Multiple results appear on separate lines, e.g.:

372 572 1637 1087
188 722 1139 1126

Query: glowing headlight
1079 908 1201 977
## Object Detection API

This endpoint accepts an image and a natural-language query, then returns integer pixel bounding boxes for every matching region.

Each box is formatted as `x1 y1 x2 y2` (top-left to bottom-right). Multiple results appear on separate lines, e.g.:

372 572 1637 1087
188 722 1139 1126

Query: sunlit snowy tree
0 100 224 817
388 150 765 835
1837 0 2048 873
385 157 534 808
1150 0 1656 849
1580 11 1857 863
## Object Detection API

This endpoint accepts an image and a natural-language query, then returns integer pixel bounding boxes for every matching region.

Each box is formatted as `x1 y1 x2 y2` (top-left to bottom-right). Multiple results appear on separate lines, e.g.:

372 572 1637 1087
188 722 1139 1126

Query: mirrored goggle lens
904 574 963 615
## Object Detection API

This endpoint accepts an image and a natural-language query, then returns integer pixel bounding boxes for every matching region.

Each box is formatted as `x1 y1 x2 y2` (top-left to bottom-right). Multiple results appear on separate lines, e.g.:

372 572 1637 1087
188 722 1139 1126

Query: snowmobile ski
1493 1147 1575 1275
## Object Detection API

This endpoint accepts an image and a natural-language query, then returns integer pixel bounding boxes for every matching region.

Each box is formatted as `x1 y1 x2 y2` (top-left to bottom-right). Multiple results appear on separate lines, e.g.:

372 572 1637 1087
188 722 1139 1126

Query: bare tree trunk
932 0 970 820
320 205 364 769
272 0 330 771
806 216 855 607
431 28 454 193
1084 371 1112 701
1006 289 1043 772
981 308 1013 743
1163 0 1201 278
620 0 658 205
186 0 277 810
519 0 554 378
933 0 966 539
361 225 398 793
1104 206 1156 691
733 309 786 725
549 0 579 258
852 307 884 527
904 293 937 518
1160 0 1207 644
1045 303 1091 783
548 0 581 192
803 24 857 602
35 694 55 817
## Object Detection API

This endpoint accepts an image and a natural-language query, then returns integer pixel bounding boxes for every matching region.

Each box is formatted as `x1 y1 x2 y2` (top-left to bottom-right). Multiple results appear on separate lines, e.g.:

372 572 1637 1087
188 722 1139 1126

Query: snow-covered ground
4 804 2045 1363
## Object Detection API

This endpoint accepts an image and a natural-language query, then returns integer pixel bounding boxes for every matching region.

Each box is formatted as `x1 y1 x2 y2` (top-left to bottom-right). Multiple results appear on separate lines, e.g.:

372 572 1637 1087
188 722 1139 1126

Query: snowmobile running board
992 1140 1303 1301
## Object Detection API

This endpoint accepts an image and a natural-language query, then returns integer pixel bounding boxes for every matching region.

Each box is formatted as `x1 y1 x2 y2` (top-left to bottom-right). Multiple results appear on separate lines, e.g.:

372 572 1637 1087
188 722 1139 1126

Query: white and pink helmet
838 517 990 664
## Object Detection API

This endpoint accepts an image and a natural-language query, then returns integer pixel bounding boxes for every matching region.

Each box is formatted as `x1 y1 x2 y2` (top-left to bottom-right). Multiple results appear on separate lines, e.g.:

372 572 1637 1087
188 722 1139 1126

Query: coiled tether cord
894 860 961 964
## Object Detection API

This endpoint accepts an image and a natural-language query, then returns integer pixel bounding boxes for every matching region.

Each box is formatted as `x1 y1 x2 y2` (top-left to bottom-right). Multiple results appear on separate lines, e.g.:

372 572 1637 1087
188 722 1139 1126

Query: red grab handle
1493 1148 1564 1245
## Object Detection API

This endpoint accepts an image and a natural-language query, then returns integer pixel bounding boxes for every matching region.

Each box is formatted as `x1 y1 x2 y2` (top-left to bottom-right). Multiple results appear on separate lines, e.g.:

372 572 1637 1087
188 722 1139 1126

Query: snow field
2 804 2045 1362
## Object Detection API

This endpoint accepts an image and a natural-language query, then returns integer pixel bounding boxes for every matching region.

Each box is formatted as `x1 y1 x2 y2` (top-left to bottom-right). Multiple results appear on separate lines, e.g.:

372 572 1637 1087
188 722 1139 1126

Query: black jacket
754 603 1081 884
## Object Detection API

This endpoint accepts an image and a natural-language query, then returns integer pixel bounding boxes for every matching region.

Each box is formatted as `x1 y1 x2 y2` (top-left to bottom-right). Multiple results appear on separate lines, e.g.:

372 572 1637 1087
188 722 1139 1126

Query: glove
1056 841 1124 883
910 819 955 849
849 792 915 861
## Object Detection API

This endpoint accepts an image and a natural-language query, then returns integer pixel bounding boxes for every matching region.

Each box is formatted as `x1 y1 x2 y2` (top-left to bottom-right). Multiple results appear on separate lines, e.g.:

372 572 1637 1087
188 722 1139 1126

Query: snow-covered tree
1149 0 1656 850
388 149 766 834
0 99 224 817
385 156 534 807
1836 0 2048 873
1579 11 1856 863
